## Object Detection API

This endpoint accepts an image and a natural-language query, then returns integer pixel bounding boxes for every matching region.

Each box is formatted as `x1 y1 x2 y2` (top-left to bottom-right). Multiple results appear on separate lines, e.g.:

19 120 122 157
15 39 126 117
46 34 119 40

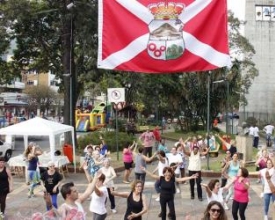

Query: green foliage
109 118 128 132
0 2 259 135
77 131 135 153
246 117 257 127
25 84 58 113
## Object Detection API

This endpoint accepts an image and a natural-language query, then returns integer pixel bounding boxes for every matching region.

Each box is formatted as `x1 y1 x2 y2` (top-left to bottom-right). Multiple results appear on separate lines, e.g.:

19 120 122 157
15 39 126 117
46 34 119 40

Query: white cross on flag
97 0 232 73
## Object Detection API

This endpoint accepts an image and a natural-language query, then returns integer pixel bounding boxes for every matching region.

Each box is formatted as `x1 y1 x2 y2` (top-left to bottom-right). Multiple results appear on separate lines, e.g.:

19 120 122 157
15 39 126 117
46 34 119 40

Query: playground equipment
208 143 221 157
75 102 109 131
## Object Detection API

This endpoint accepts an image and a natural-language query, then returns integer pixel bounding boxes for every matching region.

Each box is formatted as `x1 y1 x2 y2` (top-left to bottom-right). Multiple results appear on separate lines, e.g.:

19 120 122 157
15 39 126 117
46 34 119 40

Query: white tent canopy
0 117 76 172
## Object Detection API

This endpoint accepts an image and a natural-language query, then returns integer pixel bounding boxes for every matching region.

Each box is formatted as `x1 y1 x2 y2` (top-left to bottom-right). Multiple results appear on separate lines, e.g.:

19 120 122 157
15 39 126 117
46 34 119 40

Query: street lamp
66 2 75 128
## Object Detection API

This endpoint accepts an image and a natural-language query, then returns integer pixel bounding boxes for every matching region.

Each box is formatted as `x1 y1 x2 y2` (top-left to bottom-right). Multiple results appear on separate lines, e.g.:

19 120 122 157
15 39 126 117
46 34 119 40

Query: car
0 140 13 161
227 113 239 119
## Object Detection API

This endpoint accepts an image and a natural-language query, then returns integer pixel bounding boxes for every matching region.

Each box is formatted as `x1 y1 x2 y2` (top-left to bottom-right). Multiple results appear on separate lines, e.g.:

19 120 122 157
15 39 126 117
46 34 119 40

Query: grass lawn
109 151 124 168
92 131 260 173
201 153 258 172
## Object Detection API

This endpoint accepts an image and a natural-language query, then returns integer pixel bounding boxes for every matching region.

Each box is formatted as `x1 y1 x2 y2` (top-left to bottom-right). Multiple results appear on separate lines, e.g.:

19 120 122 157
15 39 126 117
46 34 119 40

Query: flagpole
206 71 211 170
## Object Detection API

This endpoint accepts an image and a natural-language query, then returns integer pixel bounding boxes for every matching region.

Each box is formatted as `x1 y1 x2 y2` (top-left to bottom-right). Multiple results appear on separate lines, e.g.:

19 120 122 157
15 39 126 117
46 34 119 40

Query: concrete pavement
4 163 269 220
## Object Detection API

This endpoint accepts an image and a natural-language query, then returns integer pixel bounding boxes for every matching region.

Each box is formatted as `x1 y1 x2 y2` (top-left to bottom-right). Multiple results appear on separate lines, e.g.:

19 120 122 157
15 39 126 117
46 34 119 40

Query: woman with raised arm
224 167 250 220
180 138 209 201
80 145 94 183
222 153 243 203
23 142 42 198
220 151 232 187
201 179 229 210
111 180 148 220
259 158 275 220
153 150 169 202
122 141 135 183
78 170 108 219
142 166 197 220
215 134 237 157
132 145 157 185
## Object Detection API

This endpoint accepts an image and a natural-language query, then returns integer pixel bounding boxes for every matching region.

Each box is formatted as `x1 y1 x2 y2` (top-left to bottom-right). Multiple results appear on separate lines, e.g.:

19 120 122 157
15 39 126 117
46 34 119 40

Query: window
256 5 275 21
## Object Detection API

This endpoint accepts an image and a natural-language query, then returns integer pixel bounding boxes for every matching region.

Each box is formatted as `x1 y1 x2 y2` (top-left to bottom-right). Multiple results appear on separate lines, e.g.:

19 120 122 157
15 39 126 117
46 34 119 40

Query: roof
0 117 73 136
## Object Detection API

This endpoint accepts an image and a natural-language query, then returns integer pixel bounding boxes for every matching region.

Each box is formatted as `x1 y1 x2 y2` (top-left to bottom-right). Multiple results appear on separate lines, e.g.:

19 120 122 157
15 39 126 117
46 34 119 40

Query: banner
98 0 232 73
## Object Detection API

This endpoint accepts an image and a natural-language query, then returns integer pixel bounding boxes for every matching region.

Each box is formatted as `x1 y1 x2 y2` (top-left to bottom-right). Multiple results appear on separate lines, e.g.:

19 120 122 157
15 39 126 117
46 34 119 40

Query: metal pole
115 108 119 161
231 108 234 134
69 12 73 127
206 72 211 170
70 77 72 126
226 80 229 134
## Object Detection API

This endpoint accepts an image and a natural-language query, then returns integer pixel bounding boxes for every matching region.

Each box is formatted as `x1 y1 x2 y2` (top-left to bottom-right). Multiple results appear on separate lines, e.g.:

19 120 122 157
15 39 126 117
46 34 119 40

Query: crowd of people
2 126 275 220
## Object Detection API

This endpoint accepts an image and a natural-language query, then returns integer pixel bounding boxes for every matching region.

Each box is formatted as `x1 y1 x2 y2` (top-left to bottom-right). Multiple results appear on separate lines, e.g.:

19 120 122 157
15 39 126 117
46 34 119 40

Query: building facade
240 0 275 123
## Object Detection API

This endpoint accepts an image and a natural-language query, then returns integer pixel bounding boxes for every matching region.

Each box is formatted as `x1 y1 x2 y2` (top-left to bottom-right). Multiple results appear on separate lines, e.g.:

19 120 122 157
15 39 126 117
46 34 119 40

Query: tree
0 1 258 133
25 85 58 116
0 0 101 137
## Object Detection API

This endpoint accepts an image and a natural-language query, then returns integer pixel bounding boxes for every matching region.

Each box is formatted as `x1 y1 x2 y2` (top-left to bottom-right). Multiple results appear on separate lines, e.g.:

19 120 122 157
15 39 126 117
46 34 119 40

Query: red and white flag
97 0 232 73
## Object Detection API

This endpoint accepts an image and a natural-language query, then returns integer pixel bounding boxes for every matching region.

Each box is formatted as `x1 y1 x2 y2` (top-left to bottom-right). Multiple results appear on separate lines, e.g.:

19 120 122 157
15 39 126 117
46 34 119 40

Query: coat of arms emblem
147 2 185 60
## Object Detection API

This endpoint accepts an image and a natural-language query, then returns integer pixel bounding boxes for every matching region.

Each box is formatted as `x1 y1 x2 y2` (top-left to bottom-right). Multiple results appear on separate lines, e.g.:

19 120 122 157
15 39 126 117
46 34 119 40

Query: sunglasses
210 208 221 213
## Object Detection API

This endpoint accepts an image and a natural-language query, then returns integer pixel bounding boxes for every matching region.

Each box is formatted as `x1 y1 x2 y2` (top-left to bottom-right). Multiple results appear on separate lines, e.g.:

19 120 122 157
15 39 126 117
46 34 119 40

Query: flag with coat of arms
97 0 232 73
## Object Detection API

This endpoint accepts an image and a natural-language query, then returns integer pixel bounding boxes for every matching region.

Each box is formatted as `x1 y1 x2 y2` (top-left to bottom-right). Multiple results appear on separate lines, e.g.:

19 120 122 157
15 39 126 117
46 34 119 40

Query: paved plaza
3 164 270 220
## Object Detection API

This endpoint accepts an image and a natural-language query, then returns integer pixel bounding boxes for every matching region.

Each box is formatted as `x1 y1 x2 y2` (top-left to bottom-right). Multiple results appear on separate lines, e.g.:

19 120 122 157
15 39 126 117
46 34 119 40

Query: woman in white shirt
152 150 169 201
201 179 229 210
100 158 117 213
181 138 209 201
89 172 108 220
260 158 275 220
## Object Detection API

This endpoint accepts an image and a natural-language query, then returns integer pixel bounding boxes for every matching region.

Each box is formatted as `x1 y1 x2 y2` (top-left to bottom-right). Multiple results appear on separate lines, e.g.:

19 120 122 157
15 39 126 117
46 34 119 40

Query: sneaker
0 212 4 219
123 181 130 184
111 209 117 213
198 197 203 201
155 196 160 202
223 203 229 210
176 188 180 194
158 212 162 218
264 215 268 220
260 193 264 198
191 196 195 200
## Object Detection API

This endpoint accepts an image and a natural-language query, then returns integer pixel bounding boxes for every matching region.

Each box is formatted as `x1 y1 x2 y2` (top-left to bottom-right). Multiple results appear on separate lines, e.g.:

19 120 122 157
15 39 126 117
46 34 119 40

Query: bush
77 131 135 153
109 118 128 132
246 117 257 127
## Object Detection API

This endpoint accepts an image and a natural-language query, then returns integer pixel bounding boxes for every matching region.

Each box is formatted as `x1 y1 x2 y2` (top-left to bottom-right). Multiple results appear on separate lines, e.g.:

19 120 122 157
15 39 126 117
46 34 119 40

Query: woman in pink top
226 167 250 220
122 141 135 183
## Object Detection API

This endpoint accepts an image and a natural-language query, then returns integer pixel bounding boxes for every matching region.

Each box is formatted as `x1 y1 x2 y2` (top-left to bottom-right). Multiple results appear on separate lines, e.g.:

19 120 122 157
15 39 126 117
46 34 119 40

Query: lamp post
66 2 75 128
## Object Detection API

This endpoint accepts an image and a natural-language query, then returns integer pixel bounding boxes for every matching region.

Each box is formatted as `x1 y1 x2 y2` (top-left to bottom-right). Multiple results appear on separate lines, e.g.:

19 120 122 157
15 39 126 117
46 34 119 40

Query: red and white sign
98 0 232 73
